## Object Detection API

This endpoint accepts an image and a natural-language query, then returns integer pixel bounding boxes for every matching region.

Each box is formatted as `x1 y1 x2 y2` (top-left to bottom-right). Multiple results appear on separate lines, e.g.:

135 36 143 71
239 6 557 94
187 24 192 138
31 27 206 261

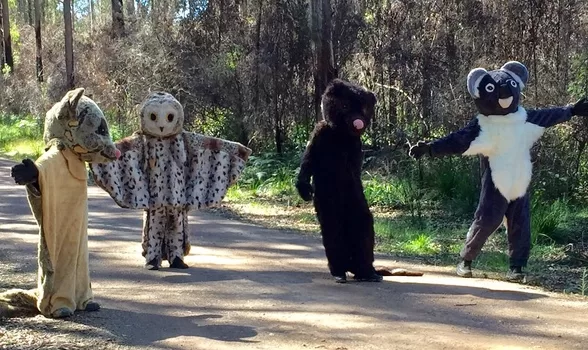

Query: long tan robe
26 145 93 316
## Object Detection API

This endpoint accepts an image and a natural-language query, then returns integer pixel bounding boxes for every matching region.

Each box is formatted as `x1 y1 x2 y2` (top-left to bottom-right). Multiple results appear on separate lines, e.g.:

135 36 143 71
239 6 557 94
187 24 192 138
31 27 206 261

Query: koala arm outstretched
526 97 588 128
296 122 326 202
10 159 41 196
409 118 481 159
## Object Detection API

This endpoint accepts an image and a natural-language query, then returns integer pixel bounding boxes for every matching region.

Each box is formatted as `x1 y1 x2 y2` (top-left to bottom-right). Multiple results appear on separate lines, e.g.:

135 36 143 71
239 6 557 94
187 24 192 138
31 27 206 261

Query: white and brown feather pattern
90 131 251 211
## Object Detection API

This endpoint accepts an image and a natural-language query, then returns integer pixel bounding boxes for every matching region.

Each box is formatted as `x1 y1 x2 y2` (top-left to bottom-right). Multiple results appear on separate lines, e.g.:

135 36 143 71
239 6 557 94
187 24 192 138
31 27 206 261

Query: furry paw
408 141 431 160
10 159 39 185
84 301 100 312
295 181 314 202
353 273 383 282
145 259 161 270
169 257 189 269
51 307 74 318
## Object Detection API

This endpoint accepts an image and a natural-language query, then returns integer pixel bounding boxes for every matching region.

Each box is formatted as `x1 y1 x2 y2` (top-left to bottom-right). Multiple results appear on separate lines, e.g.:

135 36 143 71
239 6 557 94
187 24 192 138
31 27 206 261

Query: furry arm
526 107 573 128
296 122 325 201
427 118 481 157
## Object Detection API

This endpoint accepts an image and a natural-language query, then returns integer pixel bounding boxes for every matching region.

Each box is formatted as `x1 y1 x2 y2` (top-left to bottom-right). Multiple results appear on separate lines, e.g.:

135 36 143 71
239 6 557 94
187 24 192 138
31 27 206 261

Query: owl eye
167 114 174 122
509 80 518 88
150 113 157 121
484 83 495 93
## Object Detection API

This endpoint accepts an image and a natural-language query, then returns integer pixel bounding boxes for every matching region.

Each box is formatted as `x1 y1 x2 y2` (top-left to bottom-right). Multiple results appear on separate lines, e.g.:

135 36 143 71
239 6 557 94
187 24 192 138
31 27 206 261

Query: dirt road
1 158 587 350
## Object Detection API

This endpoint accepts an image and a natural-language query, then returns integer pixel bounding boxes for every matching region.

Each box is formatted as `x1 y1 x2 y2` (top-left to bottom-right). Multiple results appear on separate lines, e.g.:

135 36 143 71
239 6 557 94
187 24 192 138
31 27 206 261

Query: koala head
321 78 377 137
466 61 528 116
43 88 120 163
139 92 184 138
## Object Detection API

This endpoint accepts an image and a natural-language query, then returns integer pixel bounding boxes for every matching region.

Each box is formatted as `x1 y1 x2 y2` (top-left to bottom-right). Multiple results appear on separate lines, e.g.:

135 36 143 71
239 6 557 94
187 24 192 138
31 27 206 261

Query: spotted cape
90 131 251 210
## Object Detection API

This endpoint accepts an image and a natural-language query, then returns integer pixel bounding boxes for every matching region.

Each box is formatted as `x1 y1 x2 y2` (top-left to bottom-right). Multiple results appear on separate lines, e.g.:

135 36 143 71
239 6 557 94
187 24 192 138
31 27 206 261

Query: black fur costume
296 79 381 283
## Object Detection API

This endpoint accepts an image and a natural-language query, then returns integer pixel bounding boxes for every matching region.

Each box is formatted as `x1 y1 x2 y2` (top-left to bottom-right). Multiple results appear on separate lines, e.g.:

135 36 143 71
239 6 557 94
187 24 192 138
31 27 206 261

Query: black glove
295 181 314 202
11 159 39 185
571 97 588 116
408 141 431 159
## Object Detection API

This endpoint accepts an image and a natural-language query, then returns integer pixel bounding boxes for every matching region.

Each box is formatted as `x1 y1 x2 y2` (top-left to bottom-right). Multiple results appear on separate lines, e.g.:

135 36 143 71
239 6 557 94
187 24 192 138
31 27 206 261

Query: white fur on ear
467 68 489 98
501 61 528 89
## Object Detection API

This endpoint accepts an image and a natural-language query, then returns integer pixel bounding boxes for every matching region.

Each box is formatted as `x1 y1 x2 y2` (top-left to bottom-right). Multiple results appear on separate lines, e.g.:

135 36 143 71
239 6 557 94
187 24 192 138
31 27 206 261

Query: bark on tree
111 0 124 37
310 0 336 122
27 0 32 25
1 0 14 72
64 0 74 89
90 0 94 33
34 0 43 82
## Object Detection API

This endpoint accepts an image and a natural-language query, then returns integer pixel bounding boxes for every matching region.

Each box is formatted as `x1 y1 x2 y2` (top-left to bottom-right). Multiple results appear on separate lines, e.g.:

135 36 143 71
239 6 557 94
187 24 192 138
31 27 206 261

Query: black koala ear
500 61 528 89
466 68 490 98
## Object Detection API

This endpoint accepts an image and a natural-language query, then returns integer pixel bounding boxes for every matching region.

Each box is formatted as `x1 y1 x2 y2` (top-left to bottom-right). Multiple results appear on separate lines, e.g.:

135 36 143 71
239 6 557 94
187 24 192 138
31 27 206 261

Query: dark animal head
466 61 528 116
321 79 377 136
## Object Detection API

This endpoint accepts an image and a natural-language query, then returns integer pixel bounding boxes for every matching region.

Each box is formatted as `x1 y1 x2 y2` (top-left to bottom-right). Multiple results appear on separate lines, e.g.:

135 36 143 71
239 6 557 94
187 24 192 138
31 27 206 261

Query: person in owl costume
90 92 252 270
0 88 120 319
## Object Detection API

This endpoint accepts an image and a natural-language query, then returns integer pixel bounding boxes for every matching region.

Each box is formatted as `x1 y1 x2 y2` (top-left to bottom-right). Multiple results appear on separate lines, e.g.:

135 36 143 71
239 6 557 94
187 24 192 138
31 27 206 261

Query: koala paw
408 141 431 160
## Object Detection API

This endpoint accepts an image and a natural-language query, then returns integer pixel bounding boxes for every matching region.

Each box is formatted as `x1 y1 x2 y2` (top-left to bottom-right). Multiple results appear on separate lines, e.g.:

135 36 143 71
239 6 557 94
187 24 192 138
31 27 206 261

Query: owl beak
499 96 513 109
159 127 164 132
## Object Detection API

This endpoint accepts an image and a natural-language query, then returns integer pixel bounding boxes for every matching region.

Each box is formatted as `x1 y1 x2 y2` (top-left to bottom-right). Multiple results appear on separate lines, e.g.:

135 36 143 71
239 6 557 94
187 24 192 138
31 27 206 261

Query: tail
376 266 424 277
0 289 39 318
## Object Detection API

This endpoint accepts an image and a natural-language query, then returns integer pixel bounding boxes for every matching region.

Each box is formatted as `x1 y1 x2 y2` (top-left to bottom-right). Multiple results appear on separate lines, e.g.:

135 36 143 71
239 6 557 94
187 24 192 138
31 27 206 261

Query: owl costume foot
169 257 189 269
145 259 161 270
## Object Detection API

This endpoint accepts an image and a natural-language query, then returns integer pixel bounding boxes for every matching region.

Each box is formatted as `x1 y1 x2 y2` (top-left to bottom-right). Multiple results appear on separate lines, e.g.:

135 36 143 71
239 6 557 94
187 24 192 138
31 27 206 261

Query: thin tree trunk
1 0 14 72
111 0 124 37
126 0 135 20
253 0 262 115
0 3 3 68
34 0 43 82
310 0 336 122
64 0 74 89
27 0 33 25
89 0 94 34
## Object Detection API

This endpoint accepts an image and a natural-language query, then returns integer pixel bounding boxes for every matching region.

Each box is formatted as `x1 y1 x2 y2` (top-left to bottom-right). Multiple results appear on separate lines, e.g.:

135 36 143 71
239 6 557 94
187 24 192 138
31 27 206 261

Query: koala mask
43 88 120 163
466 61 528 116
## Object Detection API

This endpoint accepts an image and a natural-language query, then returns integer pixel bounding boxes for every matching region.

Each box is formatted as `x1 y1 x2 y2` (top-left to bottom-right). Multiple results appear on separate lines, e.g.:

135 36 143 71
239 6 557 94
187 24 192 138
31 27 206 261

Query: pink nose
115 149 121 159
353 119 364 130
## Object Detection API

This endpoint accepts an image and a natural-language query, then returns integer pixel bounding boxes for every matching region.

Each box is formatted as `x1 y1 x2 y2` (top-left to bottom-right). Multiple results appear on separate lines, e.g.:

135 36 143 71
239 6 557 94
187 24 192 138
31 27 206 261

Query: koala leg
504 193 531 268
144 207 165 270
166 207 189 269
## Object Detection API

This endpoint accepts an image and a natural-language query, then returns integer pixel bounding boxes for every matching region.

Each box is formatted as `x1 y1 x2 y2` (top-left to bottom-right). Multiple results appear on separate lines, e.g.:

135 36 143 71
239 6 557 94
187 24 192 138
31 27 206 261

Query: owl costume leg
166 207 190 269
144 207 165 270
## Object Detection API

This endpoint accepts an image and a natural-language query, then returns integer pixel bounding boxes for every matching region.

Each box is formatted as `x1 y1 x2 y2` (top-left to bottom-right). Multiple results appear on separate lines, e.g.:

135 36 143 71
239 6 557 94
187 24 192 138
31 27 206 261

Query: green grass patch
0 114 44 160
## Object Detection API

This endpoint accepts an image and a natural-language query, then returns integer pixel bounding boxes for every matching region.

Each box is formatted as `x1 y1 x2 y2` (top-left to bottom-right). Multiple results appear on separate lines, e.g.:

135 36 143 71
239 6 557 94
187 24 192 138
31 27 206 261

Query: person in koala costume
408 61 588 281
90 92 252 270
0 88 120 319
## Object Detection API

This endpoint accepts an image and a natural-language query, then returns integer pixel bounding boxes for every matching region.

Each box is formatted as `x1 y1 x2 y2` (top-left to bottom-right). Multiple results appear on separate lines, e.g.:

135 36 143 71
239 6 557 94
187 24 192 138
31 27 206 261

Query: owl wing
89 132 150 209
182 131 252 210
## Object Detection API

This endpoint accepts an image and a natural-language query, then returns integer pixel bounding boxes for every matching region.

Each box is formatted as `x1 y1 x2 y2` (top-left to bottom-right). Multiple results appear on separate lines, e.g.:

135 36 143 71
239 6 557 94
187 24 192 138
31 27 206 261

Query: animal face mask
466 61 528 116
139 92 185 137
43 88 120 163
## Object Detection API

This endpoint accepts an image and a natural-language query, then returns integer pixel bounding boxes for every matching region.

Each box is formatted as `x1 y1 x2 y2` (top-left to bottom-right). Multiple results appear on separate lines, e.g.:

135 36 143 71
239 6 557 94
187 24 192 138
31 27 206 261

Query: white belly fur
462 108 545 201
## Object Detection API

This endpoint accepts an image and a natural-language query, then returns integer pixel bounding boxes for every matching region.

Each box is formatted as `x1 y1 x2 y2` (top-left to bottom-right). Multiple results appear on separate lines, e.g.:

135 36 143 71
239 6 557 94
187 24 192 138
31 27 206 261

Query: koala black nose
498 84 512 98
160 127 164 132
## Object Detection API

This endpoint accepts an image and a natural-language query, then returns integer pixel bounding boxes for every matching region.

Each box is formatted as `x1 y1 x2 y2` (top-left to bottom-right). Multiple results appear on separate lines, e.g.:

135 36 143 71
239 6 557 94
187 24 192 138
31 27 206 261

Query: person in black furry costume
296 79 382 283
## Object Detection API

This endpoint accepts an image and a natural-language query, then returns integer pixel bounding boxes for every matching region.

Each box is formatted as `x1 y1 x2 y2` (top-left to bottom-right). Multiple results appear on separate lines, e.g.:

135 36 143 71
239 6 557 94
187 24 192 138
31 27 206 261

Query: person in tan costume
0 88 120 318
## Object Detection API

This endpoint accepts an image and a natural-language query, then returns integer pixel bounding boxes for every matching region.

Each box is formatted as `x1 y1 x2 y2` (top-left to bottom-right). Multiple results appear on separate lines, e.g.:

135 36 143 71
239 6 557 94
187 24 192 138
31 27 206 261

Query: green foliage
530 196 571 245
0 114 44 160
